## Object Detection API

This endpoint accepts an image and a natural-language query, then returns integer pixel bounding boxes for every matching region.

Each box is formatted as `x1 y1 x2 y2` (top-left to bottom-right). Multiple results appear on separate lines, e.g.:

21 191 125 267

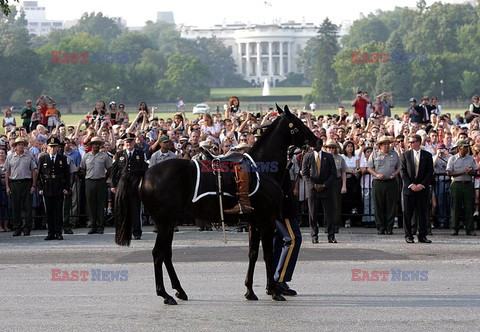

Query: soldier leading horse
114 105 317 304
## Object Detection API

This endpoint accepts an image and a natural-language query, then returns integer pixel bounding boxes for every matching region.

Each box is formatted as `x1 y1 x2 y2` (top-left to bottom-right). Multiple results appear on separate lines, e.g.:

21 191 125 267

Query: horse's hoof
164 297 178 305
244 291 258 301
175 291 188 301
272 293 286 301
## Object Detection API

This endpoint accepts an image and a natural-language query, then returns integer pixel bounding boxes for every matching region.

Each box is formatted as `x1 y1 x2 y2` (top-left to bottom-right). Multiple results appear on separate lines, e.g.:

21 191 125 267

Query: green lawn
210 87 312 98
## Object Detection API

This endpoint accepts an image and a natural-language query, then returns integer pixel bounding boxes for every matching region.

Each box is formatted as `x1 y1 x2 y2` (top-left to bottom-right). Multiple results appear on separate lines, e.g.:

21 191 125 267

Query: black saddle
202 149 245 164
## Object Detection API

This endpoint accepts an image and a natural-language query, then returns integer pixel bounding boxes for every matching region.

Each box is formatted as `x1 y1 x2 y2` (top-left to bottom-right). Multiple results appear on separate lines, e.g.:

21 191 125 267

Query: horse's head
277 104 318 149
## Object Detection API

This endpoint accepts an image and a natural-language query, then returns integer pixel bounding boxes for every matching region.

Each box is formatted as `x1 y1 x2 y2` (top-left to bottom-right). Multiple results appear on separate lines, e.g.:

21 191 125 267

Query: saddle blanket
191 153 260 203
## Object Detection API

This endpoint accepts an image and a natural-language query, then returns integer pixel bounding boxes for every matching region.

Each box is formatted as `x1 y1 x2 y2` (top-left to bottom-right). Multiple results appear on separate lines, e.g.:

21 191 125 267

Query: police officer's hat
120 132 136 142
47 136 60 146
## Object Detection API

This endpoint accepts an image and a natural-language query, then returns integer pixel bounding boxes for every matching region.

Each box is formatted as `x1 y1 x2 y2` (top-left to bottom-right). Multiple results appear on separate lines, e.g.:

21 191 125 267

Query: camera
355 123 361 128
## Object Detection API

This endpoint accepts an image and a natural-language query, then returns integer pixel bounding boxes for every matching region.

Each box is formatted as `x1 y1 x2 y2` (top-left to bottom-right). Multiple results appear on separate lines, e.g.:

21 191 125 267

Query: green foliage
302 18 340 103
277 73 307 87
375 32 412 101
157 54 210 102
0 0 19 16
460 71 480 98
341 16 390 48
333 41 384 99
74 12 124 44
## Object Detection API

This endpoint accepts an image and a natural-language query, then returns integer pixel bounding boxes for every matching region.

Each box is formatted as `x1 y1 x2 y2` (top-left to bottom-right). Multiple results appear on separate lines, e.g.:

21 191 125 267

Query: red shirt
353 98 367 119
41 105 48 125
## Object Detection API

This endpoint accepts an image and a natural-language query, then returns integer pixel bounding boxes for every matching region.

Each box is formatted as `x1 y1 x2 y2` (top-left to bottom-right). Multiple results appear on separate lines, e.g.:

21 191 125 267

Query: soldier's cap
325 139 340 149
409 98 417 103
158 135 170 143
457 140 469 147
232 142 250 150
376 135 393 145
87 137 105 146
179 136 189 142
12 137 29 147
121 132 136 142
47 136 60 146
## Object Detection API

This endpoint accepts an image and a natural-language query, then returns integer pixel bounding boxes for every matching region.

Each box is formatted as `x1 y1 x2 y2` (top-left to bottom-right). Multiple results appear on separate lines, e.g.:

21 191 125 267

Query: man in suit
301 139 337 243
38 137 70 240
111 132 148 240
401 134 434 243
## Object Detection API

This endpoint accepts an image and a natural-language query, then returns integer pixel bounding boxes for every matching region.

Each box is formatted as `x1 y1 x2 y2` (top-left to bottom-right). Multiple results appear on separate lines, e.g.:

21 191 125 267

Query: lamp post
440 79 444 105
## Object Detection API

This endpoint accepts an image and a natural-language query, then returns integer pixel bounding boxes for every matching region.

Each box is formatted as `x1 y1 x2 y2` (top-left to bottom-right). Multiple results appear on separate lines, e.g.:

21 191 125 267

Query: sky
17 0 462 28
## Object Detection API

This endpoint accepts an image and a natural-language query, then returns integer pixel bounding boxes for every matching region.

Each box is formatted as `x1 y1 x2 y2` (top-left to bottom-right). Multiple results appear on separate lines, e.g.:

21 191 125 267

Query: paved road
1 226 479 331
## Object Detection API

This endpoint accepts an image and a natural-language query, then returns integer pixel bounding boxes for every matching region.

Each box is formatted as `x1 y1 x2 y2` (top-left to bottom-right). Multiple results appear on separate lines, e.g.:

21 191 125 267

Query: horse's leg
152 224 177 305
262 223 285 301
245 223 260 300
163 227 188 301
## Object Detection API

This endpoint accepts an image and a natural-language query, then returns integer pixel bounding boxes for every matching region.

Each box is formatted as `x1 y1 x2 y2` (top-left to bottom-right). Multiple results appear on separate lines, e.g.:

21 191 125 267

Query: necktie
316 153 321 174
414 151 420 178
51 155 55 164
128 151 132 160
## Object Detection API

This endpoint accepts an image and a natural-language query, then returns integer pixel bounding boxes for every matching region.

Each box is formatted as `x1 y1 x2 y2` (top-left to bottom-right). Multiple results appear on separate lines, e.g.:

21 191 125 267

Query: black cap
121 133 136 141
47 136 60 146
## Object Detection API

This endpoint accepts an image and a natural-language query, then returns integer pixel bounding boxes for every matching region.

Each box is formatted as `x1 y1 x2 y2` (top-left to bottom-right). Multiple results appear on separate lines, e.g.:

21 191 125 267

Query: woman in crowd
341 141 362 227
3 108 16 134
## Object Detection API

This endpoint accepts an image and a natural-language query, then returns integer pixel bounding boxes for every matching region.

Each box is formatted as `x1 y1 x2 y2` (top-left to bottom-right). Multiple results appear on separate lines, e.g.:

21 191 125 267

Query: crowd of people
1 93 480 243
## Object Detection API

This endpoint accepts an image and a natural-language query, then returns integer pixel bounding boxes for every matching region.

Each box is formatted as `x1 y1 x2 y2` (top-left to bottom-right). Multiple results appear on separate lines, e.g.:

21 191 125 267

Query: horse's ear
284 105 292 115
275 103 283 114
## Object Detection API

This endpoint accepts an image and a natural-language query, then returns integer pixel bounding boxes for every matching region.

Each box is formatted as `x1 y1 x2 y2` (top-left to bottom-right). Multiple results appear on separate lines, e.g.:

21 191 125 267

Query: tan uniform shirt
80 152 112 179
5 152 37 180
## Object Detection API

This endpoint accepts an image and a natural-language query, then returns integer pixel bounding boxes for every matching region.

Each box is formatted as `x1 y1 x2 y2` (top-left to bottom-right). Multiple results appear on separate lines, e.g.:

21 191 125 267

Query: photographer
351 91 369 120
225 96 241 119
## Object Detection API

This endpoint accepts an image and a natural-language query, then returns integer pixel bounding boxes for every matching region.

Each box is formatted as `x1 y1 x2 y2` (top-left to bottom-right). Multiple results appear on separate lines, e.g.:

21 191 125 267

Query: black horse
115 105 317 305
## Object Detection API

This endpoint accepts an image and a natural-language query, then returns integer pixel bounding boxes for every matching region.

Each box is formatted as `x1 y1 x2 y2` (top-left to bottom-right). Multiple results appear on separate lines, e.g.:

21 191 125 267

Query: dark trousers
85 179 107 231
332 178 342 230
451 182 474 232
307 194 335 239
273 217 302 283
63 192 72 229
373 179 398 232
10 180 33 232
44 195 64 236
403 190 429 239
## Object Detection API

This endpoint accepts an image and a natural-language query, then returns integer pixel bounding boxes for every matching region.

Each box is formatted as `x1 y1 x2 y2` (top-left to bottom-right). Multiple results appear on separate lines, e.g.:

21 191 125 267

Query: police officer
273 155 302 296
111 132 148 240
38 137 70 240
367 136 401 235
446 140 477 236
5 137 37 236
79 137 112 234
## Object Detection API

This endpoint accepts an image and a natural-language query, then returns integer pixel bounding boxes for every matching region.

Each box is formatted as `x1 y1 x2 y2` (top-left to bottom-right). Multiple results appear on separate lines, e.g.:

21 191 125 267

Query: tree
36 33 109 112
109 31 154 64
194 37 237 87
157 54 210 102
0 0 18 16
0 7 31 56
303 18 340 103
341 16 390 49
333 41 384 100
460 71 480 98
74 12 124 45
375 32 412 101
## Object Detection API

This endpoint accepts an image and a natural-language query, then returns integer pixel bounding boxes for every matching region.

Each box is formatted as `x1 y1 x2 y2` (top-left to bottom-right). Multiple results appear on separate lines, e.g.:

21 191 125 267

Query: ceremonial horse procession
114 105 317 305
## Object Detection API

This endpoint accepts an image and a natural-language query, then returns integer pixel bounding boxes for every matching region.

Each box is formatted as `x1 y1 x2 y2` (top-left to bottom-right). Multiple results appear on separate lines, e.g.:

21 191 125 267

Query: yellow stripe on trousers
279 218 295 283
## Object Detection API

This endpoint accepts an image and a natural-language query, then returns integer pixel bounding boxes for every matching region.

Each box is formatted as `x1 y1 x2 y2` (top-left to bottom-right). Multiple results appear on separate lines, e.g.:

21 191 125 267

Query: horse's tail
115 169 145 247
